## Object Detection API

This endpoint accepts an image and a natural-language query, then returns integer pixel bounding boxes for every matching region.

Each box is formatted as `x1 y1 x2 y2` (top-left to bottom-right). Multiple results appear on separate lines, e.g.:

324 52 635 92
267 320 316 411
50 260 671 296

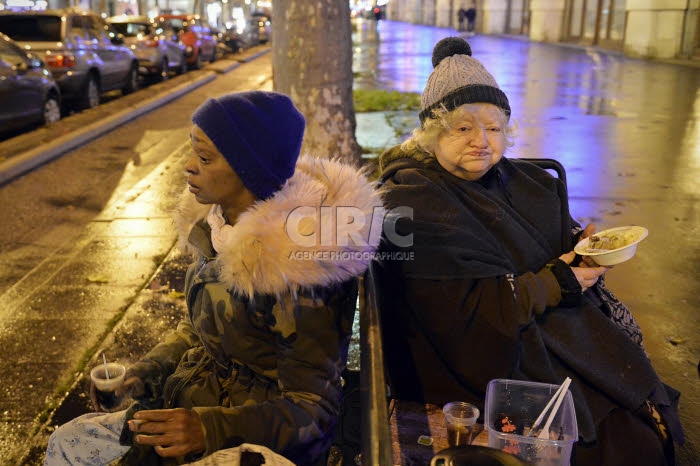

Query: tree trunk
272 0 361 164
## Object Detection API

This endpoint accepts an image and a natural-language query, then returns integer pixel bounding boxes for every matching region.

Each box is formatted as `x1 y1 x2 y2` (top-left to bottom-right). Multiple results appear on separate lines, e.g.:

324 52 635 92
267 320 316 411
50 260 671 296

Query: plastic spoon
525 377 571 437
537 377 571 439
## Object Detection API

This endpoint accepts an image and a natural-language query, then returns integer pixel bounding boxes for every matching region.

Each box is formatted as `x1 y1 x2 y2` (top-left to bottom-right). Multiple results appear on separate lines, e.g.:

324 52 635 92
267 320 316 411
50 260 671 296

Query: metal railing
359 263 393 465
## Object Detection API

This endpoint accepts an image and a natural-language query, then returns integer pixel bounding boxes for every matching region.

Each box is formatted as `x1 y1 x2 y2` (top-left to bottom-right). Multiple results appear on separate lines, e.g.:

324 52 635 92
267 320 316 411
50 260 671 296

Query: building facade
386 0 700 60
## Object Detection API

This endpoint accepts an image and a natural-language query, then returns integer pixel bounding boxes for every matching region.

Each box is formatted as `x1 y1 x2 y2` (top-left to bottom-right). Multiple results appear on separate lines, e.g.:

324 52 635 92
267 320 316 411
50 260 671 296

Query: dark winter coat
122 156 384 465
376 146 683 459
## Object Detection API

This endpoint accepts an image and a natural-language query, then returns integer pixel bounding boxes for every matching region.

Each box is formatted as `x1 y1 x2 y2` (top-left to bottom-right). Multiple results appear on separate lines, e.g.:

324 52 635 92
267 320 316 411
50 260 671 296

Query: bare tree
272 0 361 164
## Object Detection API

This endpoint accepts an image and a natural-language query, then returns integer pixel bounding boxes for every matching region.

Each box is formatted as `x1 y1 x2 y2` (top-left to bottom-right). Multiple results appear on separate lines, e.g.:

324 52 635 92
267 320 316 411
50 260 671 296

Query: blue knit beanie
191 91 305 199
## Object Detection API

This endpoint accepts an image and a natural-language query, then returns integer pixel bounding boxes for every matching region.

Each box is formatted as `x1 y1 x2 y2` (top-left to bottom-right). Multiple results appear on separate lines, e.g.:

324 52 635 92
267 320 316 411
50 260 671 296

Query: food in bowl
586 230 638 252
574 226 648 266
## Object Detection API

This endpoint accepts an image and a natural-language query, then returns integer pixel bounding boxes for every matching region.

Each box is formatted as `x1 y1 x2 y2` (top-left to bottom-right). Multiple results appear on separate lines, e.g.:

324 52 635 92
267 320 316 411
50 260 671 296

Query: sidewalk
497 33 700 69
0 145 189 466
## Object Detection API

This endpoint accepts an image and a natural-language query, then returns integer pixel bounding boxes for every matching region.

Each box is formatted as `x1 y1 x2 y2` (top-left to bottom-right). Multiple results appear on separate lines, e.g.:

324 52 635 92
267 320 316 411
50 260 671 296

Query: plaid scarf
595 275 645 348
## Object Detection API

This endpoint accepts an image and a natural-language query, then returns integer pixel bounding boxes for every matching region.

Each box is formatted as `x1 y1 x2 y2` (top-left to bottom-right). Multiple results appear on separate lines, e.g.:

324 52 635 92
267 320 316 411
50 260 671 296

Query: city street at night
0 18 698 465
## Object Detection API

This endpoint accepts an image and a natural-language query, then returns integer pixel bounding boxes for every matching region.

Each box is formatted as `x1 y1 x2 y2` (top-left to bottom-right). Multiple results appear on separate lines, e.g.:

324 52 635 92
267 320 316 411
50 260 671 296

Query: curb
238 48 271 63
207 48 271 74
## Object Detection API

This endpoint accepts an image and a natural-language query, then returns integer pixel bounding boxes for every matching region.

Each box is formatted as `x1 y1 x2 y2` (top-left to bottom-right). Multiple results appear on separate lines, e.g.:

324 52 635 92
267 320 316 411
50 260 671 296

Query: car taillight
143 38 159 47
45 54 77 68
180 31 196 45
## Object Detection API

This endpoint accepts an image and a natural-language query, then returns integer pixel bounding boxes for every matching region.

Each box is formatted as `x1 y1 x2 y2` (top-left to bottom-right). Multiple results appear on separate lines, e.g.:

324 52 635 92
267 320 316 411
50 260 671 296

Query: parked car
216 17 260 53
211 27 234 57
238 18 260 48
158 14 217 69
107 15 187 81
0 32 61 133
249 14 271 44
0 8 139 110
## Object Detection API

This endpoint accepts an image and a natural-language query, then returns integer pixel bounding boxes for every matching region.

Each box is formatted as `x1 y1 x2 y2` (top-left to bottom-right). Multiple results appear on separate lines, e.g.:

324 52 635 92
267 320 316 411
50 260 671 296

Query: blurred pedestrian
376 37 684 466
457 7 466 32
466 1 477 35
44 91 384 466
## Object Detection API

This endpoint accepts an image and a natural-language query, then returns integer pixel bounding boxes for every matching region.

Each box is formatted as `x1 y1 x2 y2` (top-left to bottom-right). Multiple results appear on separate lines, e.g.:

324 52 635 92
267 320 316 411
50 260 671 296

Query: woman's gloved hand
558 250 610 294
560 223 612 293
575 223 603 268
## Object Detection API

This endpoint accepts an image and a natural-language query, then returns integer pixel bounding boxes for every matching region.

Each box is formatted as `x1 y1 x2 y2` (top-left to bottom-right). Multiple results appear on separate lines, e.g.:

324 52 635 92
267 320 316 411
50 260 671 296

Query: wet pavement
1 19 699 465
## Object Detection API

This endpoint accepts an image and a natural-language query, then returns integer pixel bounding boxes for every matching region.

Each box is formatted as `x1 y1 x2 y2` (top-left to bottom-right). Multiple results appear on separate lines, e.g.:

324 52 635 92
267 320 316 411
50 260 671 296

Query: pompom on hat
192 91 305 199
419 37 510 124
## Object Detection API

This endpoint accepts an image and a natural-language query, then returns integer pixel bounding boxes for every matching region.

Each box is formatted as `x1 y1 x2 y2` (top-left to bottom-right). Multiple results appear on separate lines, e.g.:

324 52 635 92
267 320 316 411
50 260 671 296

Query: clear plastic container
485 379 578 466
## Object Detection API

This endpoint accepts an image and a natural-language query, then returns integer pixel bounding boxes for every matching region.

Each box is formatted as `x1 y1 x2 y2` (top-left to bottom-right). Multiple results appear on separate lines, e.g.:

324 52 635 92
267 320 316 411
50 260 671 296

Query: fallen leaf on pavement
86 276 110 283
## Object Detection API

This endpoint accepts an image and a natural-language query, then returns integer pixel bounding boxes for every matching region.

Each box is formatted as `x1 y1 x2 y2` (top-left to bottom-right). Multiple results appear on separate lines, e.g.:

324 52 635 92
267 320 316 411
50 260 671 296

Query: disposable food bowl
573 225 648 266
485 379 578 466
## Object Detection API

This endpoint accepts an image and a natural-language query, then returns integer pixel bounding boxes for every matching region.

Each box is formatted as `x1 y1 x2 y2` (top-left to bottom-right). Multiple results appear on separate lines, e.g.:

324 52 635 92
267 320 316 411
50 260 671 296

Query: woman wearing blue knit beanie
45 91 386 466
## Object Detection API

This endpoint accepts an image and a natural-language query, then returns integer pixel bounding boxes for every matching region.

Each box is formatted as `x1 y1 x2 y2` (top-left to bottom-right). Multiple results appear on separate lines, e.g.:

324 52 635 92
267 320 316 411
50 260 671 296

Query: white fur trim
175 155 385 298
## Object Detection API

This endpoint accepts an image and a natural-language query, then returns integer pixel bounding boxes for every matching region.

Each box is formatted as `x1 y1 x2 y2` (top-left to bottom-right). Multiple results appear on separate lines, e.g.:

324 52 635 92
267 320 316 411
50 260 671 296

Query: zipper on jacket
197 256 209 274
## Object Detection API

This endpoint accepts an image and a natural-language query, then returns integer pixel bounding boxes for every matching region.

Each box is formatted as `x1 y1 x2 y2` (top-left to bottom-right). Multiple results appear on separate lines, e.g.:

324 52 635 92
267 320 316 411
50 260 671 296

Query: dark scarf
380 149 572 278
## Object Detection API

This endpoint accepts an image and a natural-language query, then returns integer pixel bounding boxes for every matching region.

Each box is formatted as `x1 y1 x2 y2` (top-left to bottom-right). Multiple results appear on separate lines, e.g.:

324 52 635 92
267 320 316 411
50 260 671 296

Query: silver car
107 15 187 81
0 8 139 110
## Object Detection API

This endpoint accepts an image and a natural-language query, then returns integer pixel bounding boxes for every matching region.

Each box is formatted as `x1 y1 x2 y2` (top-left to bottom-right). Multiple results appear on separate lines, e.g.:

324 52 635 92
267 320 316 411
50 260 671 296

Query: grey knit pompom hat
419 37 510 124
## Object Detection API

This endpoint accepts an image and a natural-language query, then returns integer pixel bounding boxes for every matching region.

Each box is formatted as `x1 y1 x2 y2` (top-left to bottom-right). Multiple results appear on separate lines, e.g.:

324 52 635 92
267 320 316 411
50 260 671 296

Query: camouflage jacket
130 156 384 465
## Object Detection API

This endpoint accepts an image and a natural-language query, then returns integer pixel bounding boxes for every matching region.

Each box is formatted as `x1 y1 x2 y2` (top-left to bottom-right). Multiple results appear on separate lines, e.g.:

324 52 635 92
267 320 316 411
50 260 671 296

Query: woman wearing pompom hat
376 37 683 465
44 91 385 466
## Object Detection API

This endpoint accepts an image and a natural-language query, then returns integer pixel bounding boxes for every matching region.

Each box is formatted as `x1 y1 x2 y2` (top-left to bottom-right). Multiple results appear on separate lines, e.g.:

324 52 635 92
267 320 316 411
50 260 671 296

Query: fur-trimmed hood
175 155 385 298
